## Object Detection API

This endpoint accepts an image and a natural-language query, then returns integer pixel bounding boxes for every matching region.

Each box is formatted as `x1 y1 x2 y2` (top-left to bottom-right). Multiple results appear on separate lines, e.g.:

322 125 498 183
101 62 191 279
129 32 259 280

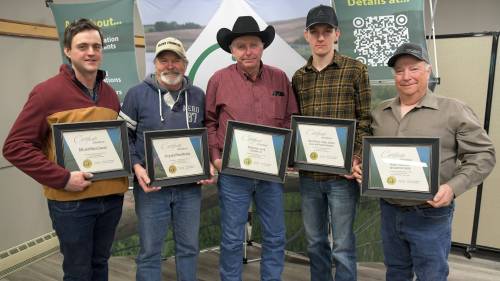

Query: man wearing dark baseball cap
292 4 372 281
387 42 430 67
353 43 495 280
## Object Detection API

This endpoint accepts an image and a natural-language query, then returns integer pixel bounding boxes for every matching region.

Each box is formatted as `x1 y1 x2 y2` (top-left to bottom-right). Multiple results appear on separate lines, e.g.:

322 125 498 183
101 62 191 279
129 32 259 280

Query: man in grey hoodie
119 37 213 281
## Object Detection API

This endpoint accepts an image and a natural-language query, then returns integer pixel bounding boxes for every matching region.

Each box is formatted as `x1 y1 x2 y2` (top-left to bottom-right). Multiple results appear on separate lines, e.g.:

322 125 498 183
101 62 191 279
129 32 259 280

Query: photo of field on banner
52 120 131 181
290 116 356 175
361 137 440 200
221 121 292 183
144 128 210 187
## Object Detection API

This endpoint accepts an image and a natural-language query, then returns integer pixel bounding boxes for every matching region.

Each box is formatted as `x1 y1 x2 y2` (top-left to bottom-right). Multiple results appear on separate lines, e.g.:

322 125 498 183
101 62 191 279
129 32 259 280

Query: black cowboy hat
216 16 275 53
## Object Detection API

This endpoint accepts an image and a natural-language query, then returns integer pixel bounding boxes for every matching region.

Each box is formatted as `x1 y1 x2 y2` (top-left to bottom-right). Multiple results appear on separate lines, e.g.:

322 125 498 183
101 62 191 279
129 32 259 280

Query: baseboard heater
0 231 59 278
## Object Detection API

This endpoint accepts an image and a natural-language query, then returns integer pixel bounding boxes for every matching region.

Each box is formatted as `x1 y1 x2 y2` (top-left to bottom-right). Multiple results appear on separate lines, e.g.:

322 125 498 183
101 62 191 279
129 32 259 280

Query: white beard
160 72 183 87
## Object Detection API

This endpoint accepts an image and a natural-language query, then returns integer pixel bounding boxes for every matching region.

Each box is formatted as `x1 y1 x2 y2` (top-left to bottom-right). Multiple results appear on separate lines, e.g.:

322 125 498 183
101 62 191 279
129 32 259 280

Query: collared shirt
292 52 372 181
205 63 299 161
372 93 496 206
67 64 100 102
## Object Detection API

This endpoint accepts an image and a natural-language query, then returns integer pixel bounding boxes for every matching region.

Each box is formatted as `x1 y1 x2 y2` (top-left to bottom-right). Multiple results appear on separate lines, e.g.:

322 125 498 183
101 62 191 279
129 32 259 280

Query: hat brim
216 25 275 53
387 53 428 67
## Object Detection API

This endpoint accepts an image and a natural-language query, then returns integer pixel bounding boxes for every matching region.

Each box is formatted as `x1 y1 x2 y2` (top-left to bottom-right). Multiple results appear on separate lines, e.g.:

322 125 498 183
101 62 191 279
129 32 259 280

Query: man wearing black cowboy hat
205 15 298 281
292 5 372 281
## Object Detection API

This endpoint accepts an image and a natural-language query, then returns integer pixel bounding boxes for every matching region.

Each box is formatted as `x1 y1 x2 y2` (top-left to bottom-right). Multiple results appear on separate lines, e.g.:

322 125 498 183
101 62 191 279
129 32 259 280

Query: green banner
334 0 426 81
50 0 138 101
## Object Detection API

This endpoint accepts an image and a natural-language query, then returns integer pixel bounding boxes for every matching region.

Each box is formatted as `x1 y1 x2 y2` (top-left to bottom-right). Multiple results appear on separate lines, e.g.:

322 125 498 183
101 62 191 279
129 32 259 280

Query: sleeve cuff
446 174 470 197
210 148 221 163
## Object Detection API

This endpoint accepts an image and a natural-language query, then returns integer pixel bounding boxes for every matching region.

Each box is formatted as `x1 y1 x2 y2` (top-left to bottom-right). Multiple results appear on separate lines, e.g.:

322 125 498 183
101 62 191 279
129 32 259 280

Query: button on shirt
292 53 372 181
205 63 299 161
371 93 496 206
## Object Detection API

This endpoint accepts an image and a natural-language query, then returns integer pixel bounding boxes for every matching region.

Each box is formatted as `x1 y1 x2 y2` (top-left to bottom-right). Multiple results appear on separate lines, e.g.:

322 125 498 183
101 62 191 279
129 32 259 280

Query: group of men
2 4 495 281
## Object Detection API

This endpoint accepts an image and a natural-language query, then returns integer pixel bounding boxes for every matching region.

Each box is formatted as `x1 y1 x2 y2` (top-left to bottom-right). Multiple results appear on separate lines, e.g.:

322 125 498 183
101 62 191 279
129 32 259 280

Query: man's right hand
64 171 93 192
134 164 161 193
213 159 222 173
352 163 363 184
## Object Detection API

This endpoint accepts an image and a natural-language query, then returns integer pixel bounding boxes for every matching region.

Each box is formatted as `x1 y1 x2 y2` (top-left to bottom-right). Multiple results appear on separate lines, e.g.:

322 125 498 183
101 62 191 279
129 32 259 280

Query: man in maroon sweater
2 19 128 281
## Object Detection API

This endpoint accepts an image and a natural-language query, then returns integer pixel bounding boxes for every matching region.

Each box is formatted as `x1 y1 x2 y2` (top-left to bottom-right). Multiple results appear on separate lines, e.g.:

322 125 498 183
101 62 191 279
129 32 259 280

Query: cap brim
387 53 428 67
306 21 336 29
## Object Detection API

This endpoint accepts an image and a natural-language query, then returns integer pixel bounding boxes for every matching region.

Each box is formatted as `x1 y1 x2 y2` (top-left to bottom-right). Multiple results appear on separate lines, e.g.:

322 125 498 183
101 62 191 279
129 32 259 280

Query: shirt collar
235 61 264 81
384 92 439 111
65 64 104 89
304 51 342 72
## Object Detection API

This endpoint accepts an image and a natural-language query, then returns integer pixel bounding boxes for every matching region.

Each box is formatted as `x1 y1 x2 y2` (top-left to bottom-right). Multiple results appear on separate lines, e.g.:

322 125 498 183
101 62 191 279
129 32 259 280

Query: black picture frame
52 120 131 181
144 128 210 187
290 116 356 175
361 137 440 200
221 121 292 183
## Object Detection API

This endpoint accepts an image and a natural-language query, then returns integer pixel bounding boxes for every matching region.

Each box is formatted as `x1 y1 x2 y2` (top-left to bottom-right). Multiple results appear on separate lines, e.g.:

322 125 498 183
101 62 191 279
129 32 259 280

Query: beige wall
476 43 500 249
425 0 500 35
429 36 493 246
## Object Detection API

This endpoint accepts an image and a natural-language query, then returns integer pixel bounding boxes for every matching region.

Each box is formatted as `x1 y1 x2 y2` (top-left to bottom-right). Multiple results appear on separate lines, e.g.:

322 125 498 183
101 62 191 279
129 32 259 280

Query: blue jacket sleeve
119 89 143 167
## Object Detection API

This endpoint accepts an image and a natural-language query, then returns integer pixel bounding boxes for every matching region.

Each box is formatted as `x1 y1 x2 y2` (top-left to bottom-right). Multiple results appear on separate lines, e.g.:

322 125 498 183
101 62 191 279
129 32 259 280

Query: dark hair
63 18 104 52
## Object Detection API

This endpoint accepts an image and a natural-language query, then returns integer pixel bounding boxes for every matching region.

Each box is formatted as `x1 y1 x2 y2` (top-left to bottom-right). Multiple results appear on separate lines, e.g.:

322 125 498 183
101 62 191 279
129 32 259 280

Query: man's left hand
198 163 217 185
344 156 361 180
427 183 454 208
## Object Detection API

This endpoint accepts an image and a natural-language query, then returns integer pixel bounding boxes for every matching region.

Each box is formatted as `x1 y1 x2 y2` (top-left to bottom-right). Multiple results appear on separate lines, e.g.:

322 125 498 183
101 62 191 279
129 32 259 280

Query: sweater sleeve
2 86 70 188
353 63 372 158
205 74 222 162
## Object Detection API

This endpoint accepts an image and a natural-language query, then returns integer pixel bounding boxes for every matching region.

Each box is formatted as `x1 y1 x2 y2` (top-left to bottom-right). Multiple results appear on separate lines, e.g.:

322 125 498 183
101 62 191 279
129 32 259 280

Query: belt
390 203 433 212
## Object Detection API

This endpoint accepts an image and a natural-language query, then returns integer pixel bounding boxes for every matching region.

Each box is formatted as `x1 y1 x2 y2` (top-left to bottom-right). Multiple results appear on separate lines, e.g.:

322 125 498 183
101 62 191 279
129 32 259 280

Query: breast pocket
271 91 286 119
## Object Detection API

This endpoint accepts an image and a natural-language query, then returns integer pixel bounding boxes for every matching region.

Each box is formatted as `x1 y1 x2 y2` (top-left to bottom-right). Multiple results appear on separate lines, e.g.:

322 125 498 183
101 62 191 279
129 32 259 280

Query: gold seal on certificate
243 157 252 166
83 159 93 169
52 120 132 181
221 121 292 183
386 176 396 185
144 128 210 187
290 116 356 175
361 137 440 201
168 165 177 174
310 152 318 160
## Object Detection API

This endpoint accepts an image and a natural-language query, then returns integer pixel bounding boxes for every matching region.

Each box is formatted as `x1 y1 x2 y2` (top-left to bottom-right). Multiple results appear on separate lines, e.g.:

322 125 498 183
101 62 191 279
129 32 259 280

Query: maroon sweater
3 64 128 201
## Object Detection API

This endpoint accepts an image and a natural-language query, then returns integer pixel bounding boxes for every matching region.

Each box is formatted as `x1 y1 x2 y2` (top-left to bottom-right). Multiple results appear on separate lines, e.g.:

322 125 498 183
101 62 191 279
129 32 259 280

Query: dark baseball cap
387 43 430 67
306 5 338 29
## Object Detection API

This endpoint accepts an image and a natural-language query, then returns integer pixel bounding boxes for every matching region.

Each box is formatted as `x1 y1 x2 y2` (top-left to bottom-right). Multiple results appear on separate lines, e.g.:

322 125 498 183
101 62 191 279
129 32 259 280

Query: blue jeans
134 184 201 281
218 174 286 281
380 199 454 281
47 194 124 281
299 176 359 281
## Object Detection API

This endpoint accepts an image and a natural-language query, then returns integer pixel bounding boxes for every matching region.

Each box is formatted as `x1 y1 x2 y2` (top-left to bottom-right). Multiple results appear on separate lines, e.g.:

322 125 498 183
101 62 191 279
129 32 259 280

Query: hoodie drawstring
185 91 190 129
158 88 164 122
158 88 190 129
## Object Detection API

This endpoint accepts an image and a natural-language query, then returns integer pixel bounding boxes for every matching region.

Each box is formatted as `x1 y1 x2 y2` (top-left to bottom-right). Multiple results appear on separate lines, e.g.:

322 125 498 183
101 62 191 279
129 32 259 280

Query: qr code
353 15 409 67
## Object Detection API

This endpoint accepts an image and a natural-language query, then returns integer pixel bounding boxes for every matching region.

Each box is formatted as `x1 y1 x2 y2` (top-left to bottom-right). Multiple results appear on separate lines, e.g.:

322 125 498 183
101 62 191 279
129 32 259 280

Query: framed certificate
290 116 356 175
361 137 440 200
52 120 131 181
144 128 210 187
221 121 292 183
